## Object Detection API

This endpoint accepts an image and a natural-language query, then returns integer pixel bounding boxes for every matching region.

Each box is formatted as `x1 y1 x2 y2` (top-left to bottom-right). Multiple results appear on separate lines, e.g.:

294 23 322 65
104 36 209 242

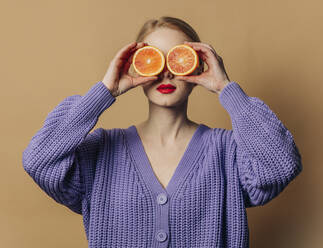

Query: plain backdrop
1 0 322 247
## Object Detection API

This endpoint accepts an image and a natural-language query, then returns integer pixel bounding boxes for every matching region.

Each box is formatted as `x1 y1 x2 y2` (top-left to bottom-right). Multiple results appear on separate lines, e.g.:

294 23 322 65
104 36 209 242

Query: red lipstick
157 84 176 94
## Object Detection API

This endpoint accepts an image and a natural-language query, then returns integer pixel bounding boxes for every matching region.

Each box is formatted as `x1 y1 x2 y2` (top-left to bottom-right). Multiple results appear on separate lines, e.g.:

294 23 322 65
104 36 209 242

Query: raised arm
219 82 303 208
22 81 116 214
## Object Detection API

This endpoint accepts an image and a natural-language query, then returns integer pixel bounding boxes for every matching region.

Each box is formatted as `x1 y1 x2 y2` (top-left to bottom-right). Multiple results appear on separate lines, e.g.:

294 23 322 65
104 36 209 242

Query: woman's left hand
176 41 231 94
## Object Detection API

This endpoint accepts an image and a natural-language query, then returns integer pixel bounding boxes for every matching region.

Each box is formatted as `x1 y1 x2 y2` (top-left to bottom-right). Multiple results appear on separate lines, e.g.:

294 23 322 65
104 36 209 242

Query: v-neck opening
123 123 209 198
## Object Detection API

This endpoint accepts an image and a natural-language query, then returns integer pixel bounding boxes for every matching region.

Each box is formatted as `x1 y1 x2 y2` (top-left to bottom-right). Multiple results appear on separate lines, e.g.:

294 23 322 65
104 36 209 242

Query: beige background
1 0 322 247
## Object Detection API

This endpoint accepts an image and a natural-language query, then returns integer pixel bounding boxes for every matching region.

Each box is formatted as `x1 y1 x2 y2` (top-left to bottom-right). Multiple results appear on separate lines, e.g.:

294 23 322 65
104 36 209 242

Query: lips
157 84 176 90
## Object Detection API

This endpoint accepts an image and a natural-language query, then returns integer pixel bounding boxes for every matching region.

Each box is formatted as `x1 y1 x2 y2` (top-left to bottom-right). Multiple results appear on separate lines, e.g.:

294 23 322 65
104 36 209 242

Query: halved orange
166 44 199 76
132 45 165 77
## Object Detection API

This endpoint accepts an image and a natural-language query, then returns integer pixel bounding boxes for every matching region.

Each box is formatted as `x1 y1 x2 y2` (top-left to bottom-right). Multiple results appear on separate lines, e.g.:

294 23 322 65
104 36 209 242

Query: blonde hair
135 16 204 71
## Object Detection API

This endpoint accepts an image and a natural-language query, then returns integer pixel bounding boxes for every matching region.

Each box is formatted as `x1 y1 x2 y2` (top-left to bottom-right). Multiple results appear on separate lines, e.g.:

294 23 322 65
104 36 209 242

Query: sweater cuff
80 81 116 119
219 81 252 116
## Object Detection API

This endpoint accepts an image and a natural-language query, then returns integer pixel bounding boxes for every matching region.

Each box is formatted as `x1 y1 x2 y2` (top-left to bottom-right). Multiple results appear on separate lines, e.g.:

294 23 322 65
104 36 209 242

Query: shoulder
208 127 234 148
76 128 105 155
205 127 242 162
75 127 125 161
102 127 133 155
75 127 122 152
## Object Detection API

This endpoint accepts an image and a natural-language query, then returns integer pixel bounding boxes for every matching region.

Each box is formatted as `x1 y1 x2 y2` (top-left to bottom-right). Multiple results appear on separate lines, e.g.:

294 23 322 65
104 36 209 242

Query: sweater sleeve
22 81 116 214
219 82 303 208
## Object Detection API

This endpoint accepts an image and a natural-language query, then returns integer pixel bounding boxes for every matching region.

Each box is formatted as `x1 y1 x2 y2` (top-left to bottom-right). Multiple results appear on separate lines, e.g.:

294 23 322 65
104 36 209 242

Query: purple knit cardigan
22 81 303 247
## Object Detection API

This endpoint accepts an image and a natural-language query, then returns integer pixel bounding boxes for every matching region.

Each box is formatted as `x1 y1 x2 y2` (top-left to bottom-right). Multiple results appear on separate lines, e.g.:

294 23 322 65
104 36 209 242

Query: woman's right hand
102 41 158 97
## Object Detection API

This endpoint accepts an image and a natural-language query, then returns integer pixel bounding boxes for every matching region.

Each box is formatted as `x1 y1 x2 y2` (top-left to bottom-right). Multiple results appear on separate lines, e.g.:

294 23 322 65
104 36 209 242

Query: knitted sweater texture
22 81 303 248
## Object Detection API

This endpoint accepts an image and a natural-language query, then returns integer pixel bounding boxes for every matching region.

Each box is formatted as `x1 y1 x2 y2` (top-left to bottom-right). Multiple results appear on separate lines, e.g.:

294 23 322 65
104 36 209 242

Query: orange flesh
167 46 198 75
133 48 164 75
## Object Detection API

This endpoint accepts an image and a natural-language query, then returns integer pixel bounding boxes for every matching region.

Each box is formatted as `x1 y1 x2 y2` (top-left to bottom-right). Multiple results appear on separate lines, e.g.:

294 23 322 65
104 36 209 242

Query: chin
145 90 189 107
149 97 182 108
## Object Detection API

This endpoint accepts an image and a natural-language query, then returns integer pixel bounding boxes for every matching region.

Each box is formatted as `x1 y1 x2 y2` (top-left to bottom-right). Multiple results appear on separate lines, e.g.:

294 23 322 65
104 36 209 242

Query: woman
22 16 303 248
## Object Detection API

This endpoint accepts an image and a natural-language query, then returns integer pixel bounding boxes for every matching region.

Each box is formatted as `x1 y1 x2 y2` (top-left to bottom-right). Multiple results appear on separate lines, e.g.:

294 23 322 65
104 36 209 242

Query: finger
184 41 218 54
121 42 147 74
116 42 147 69
115 41 137 59
183 42 218 69
198 53 209 71
184 41 219 58
122 53 135 74
184 41 222 63
176 74 203 85
111 42 148 81
184 41 229 80
115 42 144 67
184 41 212 58
132 76 158 86
205 46 223 66
119 42 147 61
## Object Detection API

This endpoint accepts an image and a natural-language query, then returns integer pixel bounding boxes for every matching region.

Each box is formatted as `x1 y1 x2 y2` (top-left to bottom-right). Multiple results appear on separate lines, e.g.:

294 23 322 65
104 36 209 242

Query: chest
141 142 188 189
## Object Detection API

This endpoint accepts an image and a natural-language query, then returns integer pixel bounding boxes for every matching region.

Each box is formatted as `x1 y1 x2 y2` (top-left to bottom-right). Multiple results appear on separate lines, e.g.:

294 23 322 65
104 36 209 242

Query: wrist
214 80 230 95
102 82 118 97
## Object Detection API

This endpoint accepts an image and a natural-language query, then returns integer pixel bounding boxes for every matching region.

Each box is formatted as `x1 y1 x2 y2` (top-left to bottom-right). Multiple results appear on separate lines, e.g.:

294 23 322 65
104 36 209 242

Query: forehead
143 28 190 56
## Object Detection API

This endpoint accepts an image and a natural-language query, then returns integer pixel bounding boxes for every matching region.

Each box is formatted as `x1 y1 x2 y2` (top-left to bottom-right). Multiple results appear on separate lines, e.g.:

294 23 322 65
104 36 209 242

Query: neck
138 99 198 145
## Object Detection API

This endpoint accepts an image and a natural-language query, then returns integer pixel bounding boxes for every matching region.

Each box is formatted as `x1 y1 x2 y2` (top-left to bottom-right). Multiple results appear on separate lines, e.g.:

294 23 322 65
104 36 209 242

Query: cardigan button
157 193 168 205
155 229 167 242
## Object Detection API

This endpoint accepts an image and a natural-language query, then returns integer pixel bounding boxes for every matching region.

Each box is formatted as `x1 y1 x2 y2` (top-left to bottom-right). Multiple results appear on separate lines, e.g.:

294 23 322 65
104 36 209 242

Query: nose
159 64 174 80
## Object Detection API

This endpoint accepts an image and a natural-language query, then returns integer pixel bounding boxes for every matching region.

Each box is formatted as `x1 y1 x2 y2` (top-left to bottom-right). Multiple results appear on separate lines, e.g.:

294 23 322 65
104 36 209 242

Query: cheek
142 84 157 97
177 80 194 89
175 83 194 96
